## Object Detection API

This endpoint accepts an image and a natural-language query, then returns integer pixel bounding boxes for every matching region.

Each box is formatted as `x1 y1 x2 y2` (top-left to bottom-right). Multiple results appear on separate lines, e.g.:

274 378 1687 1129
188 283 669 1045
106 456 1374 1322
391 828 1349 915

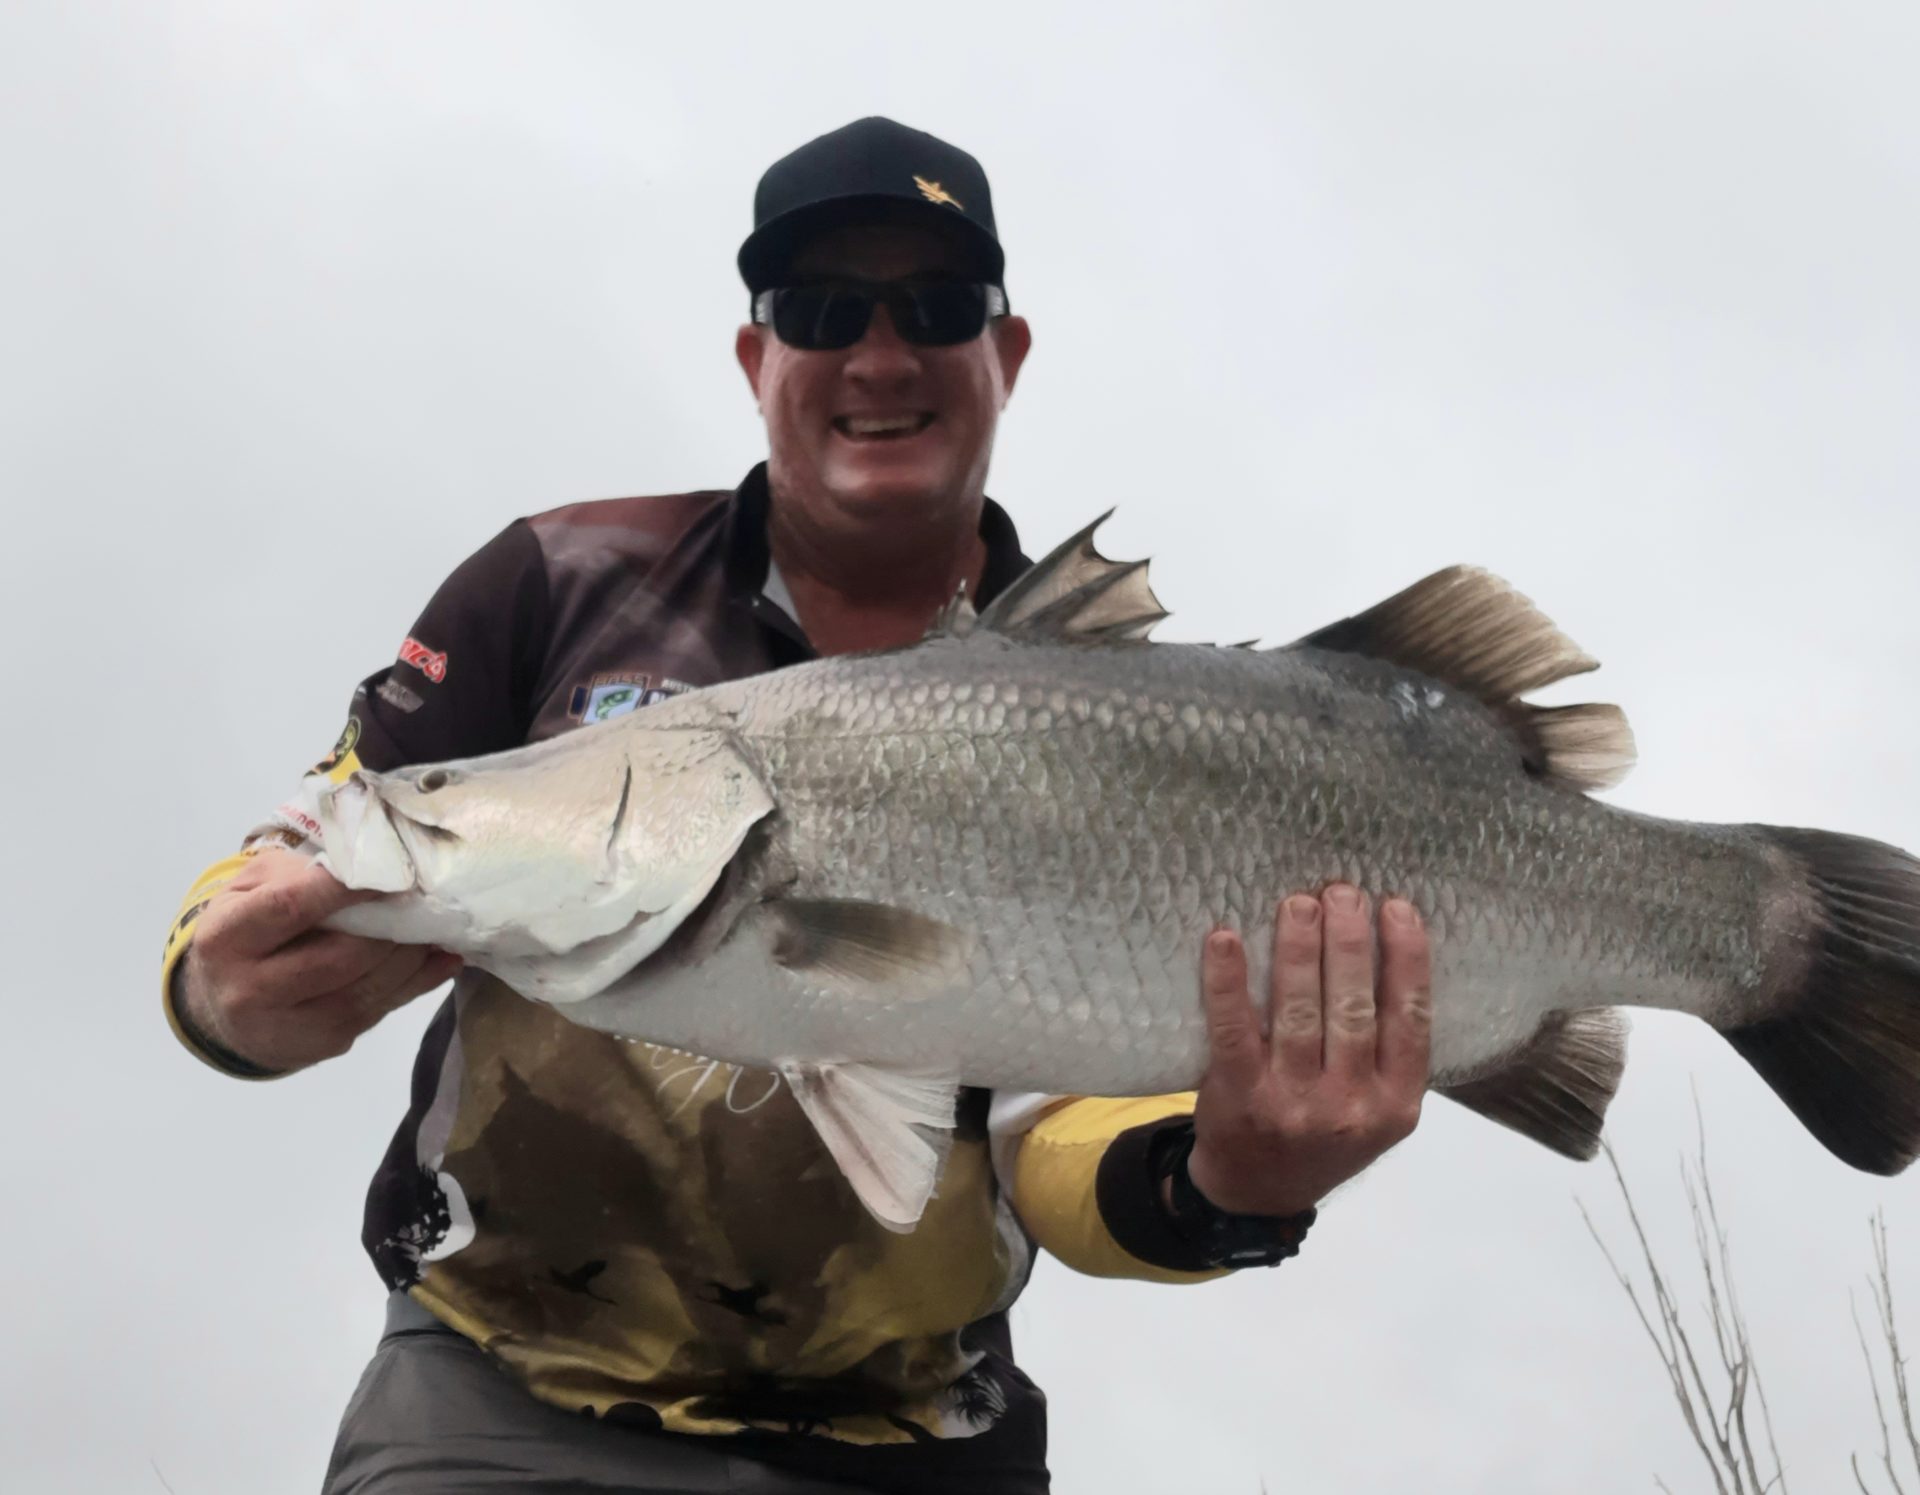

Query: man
163 118 1432 1493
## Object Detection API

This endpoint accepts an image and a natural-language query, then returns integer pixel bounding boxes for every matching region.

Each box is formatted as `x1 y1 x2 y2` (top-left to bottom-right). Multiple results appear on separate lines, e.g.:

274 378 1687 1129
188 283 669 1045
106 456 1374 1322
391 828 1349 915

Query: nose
842 301 923 381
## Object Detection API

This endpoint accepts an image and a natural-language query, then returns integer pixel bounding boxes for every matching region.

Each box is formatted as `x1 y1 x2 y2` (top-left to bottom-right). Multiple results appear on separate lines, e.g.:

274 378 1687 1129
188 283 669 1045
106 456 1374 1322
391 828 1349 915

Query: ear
735 323 767 403
992 315 1033 404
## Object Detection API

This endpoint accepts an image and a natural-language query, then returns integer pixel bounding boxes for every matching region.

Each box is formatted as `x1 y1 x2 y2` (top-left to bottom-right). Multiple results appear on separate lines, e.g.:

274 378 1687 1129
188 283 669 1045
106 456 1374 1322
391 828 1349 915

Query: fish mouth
312 773 424 894
381 797 463 882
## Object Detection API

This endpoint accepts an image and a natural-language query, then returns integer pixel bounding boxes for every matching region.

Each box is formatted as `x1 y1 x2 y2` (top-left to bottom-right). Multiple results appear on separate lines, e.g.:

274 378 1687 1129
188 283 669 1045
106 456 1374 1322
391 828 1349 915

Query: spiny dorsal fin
1439 1008 1630 1160
975 511 1169 642
926 581 979 640
1295 566 1636 792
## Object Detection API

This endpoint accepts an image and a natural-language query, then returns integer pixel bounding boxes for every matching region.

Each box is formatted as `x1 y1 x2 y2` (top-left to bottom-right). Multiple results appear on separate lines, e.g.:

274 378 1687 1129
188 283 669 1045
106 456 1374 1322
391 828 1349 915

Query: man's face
736 221 1031 528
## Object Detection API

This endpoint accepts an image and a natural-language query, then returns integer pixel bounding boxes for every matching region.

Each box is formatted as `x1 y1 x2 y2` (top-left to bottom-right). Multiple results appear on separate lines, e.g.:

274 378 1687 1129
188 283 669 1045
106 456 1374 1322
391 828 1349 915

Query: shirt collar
723 461 1030 614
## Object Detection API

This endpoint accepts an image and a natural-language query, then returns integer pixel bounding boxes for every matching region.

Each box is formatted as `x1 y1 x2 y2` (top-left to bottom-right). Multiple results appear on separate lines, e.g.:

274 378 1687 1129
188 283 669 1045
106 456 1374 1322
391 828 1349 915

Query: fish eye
418 769 454 793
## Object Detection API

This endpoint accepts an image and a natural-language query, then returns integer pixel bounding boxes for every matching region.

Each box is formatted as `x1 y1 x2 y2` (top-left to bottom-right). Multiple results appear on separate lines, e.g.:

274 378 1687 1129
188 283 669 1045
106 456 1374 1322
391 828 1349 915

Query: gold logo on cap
914 175 963 210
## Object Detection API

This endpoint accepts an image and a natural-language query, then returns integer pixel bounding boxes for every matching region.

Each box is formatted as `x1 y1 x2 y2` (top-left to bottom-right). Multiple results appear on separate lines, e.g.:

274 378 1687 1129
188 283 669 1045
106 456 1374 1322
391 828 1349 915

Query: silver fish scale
629 632 1780 1097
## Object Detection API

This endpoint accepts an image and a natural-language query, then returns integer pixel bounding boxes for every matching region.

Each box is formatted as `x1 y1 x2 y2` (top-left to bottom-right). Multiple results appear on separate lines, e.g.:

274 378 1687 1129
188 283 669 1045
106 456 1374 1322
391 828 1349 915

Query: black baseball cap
738 117 1005 296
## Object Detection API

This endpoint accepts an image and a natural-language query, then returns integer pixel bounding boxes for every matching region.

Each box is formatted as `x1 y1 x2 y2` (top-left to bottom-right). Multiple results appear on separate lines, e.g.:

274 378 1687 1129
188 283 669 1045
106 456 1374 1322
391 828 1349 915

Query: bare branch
1854 1293 1903 1495
1870 1213 1920 1484
1584 1112 1817 1495
1588 1139 1739 1493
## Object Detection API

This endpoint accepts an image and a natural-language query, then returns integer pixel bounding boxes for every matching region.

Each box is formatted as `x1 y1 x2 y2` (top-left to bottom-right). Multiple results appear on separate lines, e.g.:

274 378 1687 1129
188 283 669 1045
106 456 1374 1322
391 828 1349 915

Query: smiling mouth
832 413 936 441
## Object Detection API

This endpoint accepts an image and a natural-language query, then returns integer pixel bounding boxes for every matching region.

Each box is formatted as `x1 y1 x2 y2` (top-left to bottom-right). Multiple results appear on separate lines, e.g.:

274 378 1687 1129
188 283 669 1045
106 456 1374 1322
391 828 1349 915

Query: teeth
842 415 924 435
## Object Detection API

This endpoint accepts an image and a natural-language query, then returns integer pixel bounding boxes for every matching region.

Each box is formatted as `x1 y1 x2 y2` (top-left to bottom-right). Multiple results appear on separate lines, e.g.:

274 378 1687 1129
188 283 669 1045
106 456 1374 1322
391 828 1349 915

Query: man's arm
1007 885 1432 1280
162 519 550 1077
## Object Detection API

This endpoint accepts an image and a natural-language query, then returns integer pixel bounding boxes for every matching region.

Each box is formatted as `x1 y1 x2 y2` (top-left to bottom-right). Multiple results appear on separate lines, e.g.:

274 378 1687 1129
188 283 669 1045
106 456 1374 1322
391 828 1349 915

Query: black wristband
1148 1119 1316 1270
168 951 286 1080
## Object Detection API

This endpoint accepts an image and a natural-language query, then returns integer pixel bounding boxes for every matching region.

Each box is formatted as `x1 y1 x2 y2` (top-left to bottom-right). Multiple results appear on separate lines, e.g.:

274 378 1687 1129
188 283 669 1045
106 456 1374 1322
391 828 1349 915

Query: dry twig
1585 1112 1920 1492
1579 1105 1787 1495
1851 1210 1920 1495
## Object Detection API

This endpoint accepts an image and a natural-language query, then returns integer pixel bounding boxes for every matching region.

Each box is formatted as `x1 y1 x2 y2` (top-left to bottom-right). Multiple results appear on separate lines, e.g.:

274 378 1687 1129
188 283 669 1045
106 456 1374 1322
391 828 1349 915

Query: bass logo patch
567 672 687 725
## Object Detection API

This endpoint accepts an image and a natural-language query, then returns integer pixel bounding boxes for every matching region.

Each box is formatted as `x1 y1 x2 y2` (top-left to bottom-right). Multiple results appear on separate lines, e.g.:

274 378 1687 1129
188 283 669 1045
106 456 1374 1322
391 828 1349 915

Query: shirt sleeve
995 1092 1229 1285
161 519 551 1077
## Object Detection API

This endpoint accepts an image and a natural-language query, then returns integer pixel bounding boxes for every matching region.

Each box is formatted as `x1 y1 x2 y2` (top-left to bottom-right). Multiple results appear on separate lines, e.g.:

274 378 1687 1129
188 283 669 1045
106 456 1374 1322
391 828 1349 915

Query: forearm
1009 1094 1228 1284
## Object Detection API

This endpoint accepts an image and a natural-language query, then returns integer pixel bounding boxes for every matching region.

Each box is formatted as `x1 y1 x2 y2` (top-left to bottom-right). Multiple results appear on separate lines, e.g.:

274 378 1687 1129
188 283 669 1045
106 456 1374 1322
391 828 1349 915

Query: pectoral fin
766 898 972 999
780 1060 961 1231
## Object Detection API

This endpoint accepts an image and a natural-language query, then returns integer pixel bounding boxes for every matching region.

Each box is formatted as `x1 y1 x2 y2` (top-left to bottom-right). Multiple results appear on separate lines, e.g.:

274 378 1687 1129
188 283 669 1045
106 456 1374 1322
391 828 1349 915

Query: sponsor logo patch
163 898 209 962
398 636 447 683
566 671 690 725
271 801 323 841
377 677 425 714
311 716 362 777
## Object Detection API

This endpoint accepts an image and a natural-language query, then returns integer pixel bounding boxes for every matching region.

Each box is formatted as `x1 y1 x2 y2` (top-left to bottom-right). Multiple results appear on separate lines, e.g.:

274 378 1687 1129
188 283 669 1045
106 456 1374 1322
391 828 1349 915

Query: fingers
1375 898 1434 1093
308 942 462 1023
217 858 382 959
268 945 463 1065
1199 928 1266 1089
1320 884 1378 1084
385 949 466 1012
301 949 464 1061
265 928 400 1003
1269 895 1325 1075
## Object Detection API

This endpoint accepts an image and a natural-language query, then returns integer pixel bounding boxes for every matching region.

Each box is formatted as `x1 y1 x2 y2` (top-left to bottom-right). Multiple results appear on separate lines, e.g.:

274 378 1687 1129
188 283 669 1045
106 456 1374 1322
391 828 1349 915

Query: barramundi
305 516 1920 1229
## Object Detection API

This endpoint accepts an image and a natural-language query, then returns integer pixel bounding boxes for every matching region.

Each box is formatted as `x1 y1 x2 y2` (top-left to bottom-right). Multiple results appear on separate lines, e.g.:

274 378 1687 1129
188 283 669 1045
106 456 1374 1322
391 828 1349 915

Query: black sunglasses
752 279 1009 351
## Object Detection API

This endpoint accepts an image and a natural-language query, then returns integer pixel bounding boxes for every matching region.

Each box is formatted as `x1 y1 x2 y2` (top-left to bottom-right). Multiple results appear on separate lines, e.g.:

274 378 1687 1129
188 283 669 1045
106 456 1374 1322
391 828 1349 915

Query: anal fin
1440 1009 1629 1160
780 1060 961 1232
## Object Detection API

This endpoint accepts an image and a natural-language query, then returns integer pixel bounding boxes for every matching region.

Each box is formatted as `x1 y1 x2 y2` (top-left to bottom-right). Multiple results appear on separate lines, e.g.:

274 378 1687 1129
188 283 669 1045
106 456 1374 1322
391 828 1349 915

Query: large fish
308 517 1920 1229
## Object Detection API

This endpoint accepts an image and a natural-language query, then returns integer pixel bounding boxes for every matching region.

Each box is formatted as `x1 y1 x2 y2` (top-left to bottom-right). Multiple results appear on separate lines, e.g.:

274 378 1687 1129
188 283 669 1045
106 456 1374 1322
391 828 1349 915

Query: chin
821 463 955 515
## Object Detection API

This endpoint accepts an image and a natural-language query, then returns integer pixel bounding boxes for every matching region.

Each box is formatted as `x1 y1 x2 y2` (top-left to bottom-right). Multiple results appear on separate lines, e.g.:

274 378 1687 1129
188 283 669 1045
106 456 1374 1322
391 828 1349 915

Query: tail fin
1729 827 1920 1175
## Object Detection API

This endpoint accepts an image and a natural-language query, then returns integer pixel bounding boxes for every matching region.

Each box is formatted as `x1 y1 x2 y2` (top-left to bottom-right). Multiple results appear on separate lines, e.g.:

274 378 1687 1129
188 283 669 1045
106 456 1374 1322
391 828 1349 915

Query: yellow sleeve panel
160 852 283 1079
1011 1093 1227 1285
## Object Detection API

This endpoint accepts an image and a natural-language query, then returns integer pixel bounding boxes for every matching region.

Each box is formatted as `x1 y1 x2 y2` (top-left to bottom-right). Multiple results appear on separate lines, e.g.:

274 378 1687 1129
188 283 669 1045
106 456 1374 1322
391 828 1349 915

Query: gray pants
320 1295 874 1494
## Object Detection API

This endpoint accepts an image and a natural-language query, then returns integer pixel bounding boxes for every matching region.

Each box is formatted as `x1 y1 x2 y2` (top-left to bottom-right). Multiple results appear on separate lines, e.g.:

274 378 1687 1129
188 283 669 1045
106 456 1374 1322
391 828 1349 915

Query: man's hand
1186 885 1432 1217
177 849 462 1074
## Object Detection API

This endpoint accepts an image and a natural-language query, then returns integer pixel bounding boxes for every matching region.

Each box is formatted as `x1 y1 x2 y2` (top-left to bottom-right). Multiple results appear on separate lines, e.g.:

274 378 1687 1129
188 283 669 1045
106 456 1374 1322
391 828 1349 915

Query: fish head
312 722 777 979
313 731 642 949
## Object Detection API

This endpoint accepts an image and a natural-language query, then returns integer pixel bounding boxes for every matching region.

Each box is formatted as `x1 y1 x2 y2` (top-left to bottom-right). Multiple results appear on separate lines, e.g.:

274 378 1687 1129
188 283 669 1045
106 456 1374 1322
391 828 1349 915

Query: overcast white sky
5 2 1920 1490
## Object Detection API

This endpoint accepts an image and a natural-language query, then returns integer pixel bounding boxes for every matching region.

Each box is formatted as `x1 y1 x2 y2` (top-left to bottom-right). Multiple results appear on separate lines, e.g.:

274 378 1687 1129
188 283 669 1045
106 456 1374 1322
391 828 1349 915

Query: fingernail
1284 895 1320 927
1384 898 1418 929
1208 930 1237 957
1325 883 1361 913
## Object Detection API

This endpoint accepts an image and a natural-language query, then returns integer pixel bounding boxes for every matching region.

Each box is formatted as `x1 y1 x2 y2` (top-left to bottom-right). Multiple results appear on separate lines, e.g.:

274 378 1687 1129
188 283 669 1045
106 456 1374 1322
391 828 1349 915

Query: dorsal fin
925 581 979 640
974 511 1169 642
1295 566 1636 792
1298 565 1598 697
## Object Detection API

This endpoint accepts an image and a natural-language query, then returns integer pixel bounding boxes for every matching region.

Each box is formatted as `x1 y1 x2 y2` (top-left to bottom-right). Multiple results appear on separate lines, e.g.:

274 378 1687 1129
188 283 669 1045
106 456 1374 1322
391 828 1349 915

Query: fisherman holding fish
164 118 1439 1493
